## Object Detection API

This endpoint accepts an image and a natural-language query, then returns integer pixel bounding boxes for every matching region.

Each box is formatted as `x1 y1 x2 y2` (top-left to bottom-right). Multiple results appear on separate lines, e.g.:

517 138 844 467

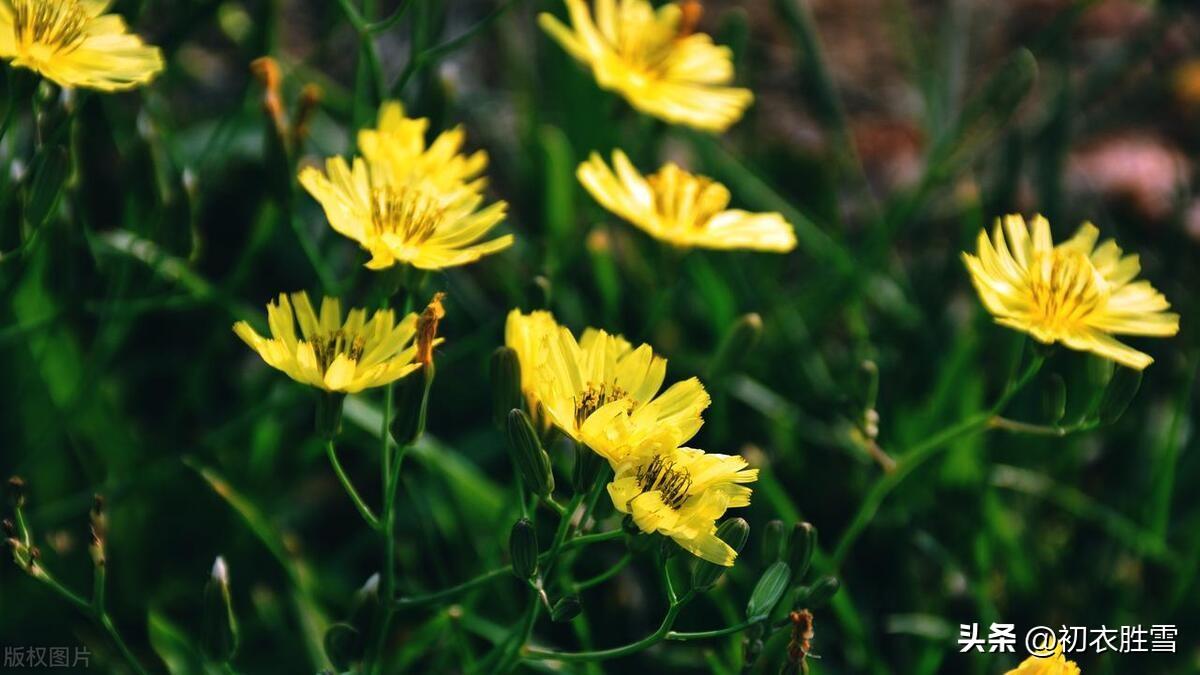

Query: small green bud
323 623 361 672
572 441 605 495
1098 366 1143 425
315 393 346 441
203 557 239 663
746 561 790 619
506 409 554 497
509 518 539 579
795 576 840 609
348 574 380 639
788 523 817 582
693 518 750 591
550 595 582 623
6 477 25 509
708 313 763 380
491 347 523 430
392 364 435 447
762 519 788 562
1042 373 1067 424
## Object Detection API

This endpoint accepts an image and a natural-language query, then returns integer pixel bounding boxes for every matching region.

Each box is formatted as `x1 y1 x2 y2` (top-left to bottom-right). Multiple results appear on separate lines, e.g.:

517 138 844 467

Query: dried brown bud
678 0 703 38
787 609 815 667
293 84 323 146
250 57 286 136
417 292 447 367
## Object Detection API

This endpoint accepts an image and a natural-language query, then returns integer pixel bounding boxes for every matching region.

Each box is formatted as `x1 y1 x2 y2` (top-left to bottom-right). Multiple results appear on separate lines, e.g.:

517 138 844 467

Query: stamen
573 382 628 429
11 0 89 54
635 455 692 509
369 186 445 246
308 330 366 373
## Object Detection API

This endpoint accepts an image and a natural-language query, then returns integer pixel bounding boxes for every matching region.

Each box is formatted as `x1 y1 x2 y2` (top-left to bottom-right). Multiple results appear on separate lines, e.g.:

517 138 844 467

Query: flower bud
746 561 790 619
795 576 840 609
509 518 539 579
762 519 788 562
490 347 523 430
324 623 361 672
416 292 446 367
315 392 346 440
6 477 25 509
89 495 107 567
506 409 554 497
571 440 605 494
707 313 762 380
693 517 750 591
203 556 240 663
391 363 435 447
788 523 817 582
550 595 582 623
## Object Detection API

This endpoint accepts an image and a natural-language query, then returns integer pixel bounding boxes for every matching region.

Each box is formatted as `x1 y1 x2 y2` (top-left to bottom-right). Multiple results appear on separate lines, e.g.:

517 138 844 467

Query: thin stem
831 352 1045 565
522 589 698 662
326 440 380 529
666 617 763 641
391 0 520 95
573 553 632 592
987 416 1097 437
31 568 148 675
393 528 623 607
366 0 413 32
100 613 149 675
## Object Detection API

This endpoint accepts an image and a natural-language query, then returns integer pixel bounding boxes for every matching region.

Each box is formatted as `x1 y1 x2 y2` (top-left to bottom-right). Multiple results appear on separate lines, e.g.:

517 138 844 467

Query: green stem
326 440 380 529
832 352 1045 565
573 553 632 592
32 568 148 675
100 613 148 675
666 617 763 641
987 416 1097 437
522 589 698 662
390 0 519 95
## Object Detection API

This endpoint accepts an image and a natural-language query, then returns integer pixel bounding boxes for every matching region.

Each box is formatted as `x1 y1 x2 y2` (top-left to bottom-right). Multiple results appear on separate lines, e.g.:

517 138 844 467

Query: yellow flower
606 431 757 565
539 0 753 132
504 309 710 457
1005 645 1080 675
299 102 512 271
0 0 163 91
578 150 797 252
963 214 1179 370
234 292 432 394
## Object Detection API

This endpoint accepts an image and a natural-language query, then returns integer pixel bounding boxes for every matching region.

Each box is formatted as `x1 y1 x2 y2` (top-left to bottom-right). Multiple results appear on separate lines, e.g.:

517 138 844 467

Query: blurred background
2 0 1199 673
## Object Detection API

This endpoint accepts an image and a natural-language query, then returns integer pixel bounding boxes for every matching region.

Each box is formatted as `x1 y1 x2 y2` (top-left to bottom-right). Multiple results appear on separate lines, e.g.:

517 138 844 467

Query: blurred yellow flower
1005 645 1080 675
234 292 432 394
578 150 797 252
0 0 163 91
607 431 756 565
299 102 512 271
963 214 1179 370
539 0 753 132
504 309 709 456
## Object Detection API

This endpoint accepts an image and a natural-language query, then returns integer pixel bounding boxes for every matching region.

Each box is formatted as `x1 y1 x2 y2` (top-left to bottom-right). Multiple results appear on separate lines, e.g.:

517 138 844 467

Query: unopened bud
506 409 554 497
762 519 788 562
490 347 523 430
788 523 817 582
795 576 840 609
509 518 539 579
7 477 25 508
416 292 446 367
707 313 762 380
344 573 380 660
746 561 790 619
693 517 750 591
550 595 582 623
203 556 239 663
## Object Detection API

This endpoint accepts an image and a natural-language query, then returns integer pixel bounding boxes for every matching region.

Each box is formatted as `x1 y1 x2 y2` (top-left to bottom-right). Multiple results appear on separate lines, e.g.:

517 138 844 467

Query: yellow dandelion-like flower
0 0 163 91
1005 645 1080 675
234 292 434 394
963 214 1179 370
539 0 753 132
299 102 512 271
504 309 710 458
578 150 797 252
606 431 757 565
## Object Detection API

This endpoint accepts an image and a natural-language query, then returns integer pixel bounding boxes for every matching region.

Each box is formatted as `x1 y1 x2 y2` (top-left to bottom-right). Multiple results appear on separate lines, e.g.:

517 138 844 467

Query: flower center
647 170 726 230
11 0 89 56
369 186 445 245
1027 249 1109 333
309 330 366 373
573 382 628 430
635 455 692 509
